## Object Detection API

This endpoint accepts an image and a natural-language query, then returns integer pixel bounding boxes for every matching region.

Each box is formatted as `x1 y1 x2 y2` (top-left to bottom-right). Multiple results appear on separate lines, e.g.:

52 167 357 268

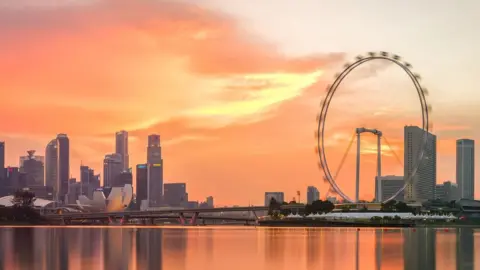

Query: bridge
45 204 305 226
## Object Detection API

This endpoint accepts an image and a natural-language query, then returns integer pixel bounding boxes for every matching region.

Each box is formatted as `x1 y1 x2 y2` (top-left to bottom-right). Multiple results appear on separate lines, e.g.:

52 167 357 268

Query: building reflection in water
374 229 404 270
0 226 478 270
456 228 475 270
162 228 187 270
264 228 285 267
305 229 319 269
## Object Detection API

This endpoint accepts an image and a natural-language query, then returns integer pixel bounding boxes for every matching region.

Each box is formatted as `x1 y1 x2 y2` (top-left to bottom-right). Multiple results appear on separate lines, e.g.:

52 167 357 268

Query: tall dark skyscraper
80 165 100 198
115 130 129 171
45 139 57 188
164 183 187 207
56 134 70 202
136 164 148 209
103 153 123 188
147 134 163 207
456 139 475 199
20 150 44 186
0 142 5 180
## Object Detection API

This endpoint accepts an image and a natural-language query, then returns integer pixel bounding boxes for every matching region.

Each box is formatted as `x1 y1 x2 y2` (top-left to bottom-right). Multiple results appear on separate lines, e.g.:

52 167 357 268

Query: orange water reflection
0 226 478 270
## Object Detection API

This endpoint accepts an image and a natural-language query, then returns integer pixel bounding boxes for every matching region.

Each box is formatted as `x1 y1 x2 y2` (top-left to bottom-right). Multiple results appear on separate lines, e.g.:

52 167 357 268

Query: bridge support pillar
179 213 186 225
190 212 199 226
251 210 259 225
120 216 129 225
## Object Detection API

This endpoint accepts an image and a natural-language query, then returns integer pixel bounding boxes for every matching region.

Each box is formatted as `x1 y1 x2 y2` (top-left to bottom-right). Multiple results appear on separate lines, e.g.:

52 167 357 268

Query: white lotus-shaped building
77 184 133 212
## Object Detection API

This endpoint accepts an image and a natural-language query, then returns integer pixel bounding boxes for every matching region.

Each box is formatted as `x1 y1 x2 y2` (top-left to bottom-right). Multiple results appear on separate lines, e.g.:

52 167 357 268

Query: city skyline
1 0 480 204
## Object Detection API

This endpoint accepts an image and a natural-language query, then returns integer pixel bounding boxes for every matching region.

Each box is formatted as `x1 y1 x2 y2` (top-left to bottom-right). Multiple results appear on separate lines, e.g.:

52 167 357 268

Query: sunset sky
1 0 479 205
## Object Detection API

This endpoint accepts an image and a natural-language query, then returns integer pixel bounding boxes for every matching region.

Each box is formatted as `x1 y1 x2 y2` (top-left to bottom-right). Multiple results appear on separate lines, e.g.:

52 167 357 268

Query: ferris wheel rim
316 52 430 203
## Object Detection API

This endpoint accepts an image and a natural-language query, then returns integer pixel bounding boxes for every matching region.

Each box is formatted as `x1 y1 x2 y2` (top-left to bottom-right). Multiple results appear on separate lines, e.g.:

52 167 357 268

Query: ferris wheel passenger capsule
368 52 375 57
404 62 412 68
380 51 388 57
393 55 400 60
356 55 363 60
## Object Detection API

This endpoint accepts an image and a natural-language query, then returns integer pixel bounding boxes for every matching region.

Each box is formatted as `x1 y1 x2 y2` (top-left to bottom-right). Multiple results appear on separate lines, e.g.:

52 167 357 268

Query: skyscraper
20 150 44 186
45 139 57 188
456 139 475 199
435 181 459 201
56 134 70 202
164 183 187 207
264 192 284 206
147 134 163 207
115 130 129 171
0 142 5 181
136 164 148 210
306 186 320 204
80 165 99 198
375 175 404 202
404 126 436 202
103 153 123 188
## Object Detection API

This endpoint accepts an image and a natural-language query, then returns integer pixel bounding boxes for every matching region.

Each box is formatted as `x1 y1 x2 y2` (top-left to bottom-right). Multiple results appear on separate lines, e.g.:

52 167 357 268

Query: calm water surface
0 226 479 270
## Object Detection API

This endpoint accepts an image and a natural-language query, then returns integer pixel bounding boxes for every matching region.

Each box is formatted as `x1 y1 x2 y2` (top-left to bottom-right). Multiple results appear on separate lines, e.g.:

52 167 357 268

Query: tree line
267 198 335 217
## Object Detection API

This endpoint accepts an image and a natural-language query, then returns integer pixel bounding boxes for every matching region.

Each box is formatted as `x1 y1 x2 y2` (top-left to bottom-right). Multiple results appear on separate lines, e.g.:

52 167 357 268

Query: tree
359 205 368 212
381 200 396 212
11 190 36 208
394 201 413 213
280 202 292 216
268 198 280 216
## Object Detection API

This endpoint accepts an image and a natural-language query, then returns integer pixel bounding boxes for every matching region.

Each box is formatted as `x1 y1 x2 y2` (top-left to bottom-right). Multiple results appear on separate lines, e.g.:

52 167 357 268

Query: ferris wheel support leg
355 131 361 203
377 134 382 179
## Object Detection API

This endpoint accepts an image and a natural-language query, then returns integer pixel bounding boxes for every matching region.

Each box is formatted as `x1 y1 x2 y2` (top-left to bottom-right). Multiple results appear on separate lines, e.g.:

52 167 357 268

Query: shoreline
257 219 480 228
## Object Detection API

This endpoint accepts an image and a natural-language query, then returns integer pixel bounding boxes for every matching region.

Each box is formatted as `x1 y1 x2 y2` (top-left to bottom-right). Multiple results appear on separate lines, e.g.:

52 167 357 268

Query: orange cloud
0 1 475 204
0 0 347 204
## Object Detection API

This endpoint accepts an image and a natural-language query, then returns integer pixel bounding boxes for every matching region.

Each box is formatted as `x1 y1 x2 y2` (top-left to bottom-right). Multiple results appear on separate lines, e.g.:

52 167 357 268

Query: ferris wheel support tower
355 128 382 202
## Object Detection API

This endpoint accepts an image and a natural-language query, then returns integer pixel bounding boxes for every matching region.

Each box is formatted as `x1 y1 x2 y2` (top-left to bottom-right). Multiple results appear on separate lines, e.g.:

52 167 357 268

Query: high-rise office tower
0 142 5 181
136 164 148 210
114 171 133 187
20 150 45 186
306 186 320 204
147 134 163 207
103 153 123 188
264 192 284 206
404 126 436 202
115 130 129 171
456 139 475 200
80 165 99 198
435 181 459 201
375 175 404 202
164 183 187 207
56 134 70 202
45 139 57 188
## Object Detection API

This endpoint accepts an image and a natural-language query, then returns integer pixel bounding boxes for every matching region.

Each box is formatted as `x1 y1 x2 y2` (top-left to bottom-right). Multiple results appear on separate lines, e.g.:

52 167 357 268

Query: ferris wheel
315 51 432 203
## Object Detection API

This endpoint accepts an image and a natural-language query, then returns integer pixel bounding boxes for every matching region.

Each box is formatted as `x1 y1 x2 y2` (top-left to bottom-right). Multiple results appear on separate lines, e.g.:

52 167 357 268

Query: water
0 226 479 270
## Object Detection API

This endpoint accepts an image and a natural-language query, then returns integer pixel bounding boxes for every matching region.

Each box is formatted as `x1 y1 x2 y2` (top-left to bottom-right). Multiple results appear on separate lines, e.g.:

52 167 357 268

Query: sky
1 0 480 205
